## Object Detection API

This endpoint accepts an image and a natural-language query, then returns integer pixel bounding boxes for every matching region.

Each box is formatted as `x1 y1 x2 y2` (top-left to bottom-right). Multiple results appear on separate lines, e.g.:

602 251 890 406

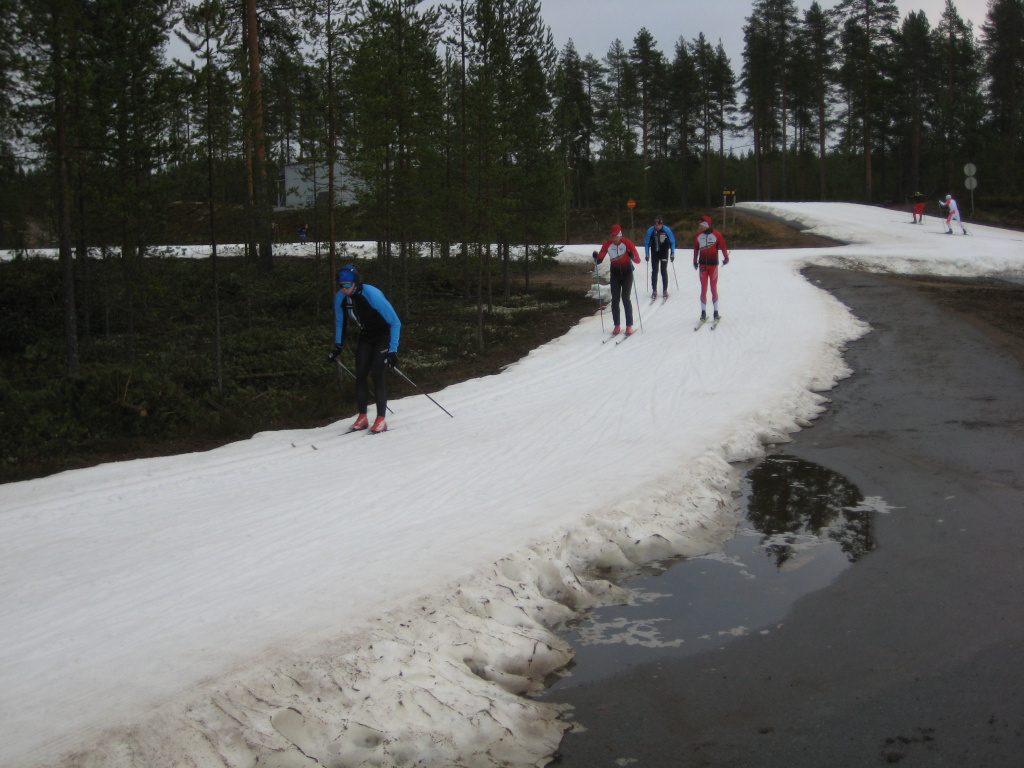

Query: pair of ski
344 425 388 436
694 315 722 332
602 330 635 346
649 294 669 305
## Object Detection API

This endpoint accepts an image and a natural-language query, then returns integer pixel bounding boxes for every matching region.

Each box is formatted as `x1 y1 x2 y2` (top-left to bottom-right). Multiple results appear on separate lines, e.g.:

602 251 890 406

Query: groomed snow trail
7 203 1021 767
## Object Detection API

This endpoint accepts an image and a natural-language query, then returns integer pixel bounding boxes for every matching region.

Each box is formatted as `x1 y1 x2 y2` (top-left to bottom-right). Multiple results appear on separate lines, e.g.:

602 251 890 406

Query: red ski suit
595 236 642 327
693 228 730 304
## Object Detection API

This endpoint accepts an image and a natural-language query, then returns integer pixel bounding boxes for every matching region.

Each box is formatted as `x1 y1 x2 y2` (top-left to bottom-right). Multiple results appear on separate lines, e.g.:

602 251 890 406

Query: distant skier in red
692 215 730 321
911 191 926 224
593 224 642 336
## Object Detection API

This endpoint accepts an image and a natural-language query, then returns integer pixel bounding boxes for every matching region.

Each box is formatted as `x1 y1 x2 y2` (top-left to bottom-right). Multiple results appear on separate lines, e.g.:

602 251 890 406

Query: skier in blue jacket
328 265 401 434
644 215 676 299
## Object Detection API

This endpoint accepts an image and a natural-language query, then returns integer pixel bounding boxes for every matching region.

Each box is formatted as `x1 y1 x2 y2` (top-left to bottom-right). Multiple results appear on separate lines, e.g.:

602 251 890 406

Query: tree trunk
53 18 79 377
817 69 827 200
244 0 273 271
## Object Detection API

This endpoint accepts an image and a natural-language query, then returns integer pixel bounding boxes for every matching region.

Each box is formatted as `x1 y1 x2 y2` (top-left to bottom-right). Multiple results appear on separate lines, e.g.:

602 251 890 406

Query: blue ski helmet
337 265 359 285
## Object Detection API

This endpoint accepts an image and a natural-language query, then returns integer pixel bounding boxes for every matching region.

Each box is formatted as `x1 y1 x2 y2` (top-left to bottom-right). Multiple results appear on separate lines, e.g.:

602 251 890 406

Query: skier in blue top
644 215 676 299
328 265 401 434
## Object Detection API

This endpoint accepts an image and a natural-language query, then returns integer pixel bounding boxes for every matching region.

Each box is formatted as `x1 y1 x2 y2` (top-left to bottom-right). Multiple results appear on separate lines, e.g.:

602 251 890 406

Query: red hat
699 216 711 228
610 224 622 237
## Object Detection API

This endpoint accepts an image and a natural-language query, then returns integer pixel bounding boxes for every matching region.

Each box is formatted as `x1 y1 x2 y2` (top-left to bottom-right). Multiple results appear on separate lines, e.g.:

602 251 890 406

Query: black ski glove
328 344 344 362
645 255 649 262
592 250 599 262
670 255 675 262
385 351 398 370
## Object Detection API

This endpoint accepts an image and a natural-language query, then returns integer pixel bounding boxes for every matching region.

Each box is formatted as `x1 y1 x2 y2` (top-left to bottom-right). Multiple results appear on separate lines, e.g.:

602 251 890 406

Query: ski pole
594 259 605 333
631 271 644 332
392 365 454 418
671 258 679 290
335 359 394 414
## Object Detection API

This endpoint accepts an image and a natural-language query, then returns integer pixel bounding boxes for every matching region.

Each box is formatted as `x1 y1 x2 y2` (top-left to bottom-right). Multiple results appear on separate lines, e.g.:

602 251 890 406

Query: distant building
276 161 360 210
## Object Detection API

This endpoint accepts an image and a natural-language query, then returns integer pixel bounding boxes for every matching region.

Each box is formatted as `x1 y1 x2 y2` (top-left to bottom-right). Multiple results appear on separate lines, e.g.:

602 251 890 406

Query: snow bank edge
53 276 869 768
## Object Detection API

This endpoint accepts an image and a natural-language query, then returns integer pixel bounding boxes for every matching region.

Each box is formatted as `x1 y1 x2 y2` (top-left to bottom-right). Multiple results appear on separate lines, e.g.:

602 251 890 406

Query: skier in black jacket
643 215 676 299
328 265 401 434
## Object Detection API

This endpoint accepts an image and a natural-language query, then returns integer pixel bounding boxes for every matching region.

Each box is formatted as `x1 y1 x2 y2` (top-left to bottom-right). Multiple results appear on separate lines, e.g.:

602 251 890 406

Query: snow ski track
1 224 885 768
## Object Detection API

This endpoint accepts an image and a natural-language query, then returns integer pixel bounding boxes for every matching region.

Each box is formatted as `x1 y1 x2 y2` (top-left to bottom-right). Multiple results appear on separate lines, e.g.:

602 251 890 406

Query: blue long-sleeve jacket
644 225 676 258
334 283 401 352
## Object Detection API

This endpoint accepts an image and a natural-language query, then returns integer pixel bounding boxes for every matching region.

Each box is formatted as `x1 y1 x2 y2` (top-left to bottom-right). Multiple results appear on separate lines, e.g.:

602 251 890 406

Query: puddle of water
545 454 880 691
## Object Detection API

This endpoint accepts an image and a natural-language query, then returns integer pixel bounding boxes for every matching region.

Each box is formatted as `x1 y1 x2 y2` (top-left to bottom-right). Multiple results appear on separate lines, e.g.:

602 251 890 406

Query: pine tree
298 0 359 292
981 0 1024 193
0 0 20 248
796 2 839 200
176 0 237 397
629 28 664 205
579 53 607 206
496 0 557 295
933 0 985 194
241 0 274 271
0 0 16 153
667 37 698 208
552 41 594 214
691 33 718 206
593 39 637 209
893 11 933 197
742 12 775 200
711 42 737 202
16 0 83 375
742 0 800 200
345 0 444 308
836 0 900 202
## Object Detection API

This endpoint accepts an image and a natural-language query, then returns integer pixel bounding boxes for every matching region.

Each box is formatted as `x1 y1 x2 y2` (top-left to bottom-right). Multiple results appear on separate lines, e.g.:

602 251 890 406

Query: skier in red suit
593 224 642 335
692 215 730 321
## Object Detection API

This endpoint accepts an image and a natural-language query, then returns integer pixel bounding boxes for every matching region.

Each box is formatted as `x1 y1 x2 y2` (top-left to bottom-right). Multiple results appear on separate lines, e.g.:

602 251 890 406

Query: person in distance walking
593 224 642 336
328 265 401 434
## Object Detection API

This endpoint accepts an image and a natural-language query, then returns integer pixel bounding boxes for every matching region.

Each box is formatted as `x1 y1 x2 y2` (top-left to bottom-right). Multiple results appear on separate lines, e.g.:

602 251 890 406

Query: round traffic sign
627 199 636 209
964 163 977 177
965 176 978 190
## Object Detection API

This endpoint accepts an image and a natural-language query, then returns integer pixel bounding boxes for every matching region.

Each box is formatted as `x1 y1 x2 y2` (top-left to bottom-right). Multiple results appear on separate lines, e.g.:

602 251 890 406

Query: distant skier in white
938 194 968 235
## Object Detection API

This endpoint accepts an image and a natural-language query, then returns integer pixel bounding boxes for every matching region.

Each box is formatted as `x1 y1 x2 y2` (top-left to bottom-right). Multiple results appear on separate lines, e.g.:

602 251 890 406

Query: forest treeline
1 0 1023 375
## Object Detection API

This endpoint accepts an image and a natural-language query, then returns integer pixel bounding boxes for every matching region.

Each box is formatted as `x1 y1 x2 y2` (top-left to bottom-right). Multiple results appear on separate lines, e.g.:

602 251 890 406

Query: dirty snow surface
3 203 1023 767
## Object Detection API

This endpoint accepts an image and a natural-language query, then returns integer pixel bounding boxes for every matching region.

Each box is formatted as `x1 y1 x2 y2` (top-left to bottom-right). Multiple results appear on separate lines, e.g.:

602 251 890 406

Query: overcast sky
538 0 993 66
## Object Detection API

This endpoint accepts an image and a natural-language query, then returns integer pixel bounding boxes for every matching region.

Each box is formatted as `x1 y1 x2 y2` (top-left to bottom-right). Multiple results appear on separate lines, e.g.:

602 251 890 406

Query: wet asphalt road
553 267 1024 767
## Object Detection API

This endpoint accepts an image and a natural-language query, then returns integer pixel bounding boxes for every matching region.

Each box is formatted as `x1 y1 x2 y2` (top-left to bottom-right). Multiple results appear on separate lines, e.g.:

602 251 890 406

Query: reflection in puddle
544 454 888 691
746 454 877 567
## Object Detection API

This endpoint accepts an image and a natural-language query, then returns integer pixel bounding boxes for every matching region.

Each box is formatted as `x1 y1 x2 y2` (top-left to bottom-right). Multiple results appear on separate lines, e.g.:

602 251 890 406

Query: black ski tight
354 334 389 418
610 266 634 326
651 255 669 292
